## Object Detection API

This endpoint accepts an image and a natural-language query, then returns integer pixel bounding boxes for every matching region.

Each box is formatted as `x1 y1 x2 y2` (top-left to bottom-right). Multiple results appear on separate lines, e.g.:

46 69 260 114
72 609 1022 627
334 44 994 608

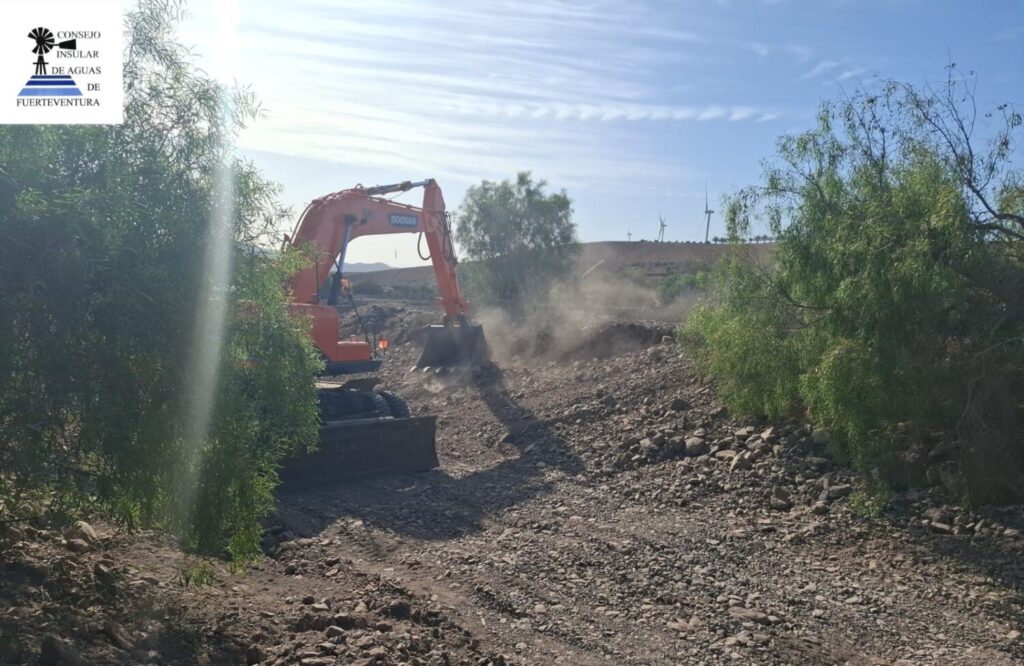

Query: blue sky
178 0 1024 266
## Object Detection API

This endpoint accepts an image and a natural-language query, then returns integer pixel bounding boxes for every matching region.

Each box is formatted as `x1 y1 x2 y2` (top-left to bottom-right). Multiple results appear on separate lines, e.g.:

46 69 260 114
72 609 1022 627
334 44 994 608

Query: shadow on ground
276 366 585 542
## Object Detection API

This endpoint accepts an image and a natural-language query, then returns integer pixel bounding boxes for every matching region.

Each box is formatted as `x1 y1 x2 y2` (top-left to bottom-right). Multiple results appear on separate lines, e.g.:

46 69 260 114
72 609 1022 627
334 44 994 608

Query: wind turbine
703 182 714 243
657 213 667 243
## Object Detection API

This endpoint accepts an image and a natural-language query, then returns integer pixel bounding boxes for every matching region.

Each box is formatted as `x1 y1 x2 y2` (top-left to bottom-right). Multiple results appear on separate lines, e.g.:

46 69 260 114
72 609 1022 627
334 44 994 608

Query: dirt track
266 337 1023 665
2 311 1022 665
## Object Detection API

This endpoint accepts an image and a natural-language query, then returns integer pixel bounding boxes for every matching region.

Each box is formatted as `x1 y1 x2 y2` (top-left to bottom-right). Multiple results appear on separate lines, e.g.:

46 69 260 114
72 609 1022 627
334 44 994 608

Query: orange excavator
278 179 488 485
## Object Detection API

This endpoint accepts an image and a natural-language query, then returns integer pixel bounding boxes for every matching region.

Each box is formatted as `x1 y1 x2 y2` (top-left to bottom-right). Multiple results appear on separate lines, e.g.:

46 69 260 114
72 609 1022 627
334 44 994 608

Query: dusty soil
2 306 1022 665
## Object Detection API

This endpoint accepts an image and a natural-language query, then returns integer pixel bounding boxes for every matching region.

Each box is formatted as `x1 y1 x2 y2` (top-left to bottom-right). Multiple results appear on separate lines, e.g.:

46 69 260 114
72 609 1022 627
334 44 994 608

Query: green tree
657 272 709 304
456 172 578 312
0 1 320 559
684 69 1024 503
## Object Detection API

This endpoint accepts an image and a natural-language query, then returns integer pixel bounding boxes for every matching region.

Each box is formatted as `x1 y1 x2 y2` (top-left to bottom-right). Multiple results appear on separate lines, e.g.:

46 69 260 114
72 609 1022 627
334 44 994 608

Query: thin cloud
748 42 771 57
799 59 839 81
783 43 813 61
837 67 869 81
180 0 783 191
991 25 1024 42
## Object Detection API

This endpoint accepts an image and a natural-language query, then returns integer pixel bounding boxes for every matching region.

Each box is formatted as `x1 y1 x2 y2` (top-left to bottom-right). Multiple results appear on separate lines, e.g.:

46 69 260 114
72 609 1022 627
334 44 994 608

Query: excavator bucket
279 415 438 489
416 324 490 369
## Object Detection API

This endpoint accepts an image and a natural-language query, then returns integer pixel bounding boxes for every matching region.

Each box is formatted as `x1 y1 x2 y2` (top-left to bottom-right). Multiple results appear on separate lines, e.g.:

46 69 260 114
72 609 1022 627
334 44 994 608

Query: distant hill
348 240 774 289
345 262 394 273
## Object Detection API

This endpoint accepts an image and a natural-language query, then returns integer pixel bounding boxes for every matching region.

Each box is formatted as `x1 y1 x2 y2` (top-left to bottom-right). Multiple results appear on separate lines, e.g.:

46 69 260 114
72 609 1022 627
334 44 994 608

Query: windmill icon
29 27 76 76
19 28 82 98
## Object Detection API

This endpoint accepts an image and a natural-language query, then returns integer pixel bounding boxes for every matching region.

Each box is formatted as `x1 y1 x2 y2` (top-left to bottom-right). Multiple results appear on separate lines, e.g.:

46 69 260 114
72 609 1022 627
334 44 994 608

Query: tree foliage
0 1 320 558
455 172 578 312
684 69 1024 503
657 272 709 304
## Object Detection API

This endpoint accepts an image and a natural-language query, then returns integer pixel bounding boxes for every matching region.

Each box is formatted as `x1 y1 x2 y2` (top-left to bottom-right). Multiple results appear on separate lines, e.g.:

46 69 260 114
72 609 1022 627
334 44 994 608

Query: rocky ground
2 309 1022 665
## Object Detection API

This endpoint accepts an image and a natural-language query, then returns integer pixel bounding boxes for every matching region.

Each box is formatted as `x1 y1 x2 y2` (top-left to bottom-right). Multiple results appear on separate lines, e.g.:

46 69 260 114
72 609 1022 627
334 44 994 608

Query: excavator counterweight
277 178 488 487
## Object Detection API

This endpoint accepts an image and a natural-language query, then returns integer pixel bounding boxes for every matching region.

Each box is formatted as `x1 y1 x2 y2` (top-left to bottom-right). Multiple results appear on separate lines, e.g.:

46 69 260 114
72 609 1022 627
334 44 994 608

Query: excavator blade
415 324 490 369
278 415 438 489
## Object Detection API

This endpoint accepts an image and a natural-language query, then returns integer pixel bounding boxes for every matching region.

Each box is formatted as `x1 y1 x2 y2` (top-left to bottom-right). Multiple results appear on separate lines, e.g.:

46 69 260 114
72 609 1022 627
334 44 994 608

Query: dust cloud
476 267 695 364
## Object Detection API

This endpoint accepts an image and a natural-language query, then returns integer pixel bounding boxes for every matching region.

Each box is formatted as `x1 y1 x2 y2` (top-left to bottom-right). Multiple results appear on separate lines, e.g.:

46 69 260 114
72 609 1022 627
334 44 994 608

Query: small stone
810 501 829 515
1008 629 1021 642
670 397 690 411
729 452 752 472
769 487 793 511
104 621 135 650
806 456 829 469
40 636 83 666
827 484 853 500
302 595 315 605
66 521 98 544
353 635 376 649
332 613 357 628
385 600 411 618
728 606 771 625
811 609 825 618
66 538 90 553
930 522 954 535
325 625 345 639
246 643 268 664
684 437 706 457
811 428 830 445
93 562 116 585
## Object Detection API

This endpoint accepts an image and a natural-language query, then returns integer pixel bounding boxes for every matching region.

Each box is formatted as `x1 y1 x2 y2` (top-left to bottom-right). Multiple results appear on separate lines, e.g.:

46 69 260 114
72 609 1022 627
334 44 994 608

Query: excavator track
278 385 438 489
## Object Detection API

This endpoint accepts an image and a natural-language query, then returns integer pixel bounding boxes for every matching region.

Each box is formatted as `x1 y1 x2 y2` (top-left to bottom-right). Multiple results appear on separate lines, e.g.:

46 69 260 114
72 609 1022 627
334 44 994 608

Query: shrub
0 1 320 558
657 271 709 304
684 70 1024 503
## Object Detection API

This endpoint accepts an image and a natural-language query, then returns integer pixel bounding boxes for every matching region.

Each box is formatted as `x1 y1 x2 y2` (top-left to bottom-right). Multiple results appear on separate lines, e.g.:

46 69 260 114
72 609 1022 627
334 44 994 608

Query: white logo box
0 0 123 125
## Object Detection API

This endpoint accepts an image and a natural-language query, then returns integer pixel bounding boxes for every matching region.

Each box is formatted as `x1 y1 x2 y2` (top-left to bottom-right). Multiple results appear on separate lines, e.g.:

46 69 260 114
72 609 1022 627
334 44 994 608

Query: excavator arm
288 179 468 321
286 179 488 372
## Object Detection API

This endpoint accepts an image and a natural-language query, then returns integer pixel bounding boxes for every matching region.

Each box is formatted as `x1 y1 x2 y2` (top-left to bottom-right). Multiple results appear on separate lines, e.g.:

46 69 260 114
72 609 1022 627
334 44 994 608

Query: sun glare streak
179 0 239 529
